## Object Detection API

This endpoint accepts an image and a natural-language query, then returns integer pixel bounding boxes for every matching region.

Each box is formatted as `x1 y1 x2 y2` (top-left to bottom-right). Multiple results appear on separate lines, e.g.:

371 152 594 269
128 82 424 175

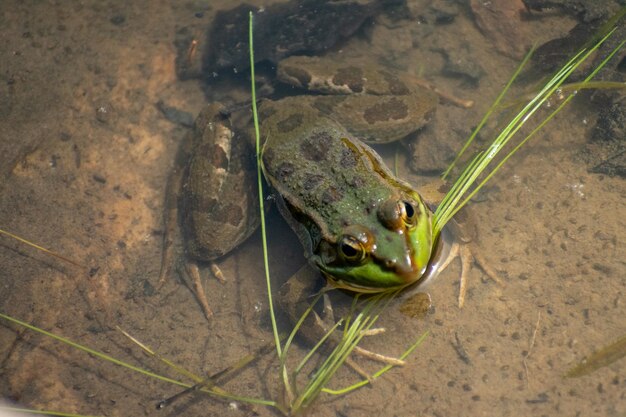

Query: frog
158 55 499 324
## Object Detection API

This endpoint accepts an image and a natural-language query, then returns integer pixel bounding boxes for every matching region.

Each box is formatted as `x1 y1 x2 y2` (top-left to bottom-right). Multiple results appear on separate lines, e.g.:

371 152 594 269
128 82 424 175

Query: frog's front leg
436 230 502 308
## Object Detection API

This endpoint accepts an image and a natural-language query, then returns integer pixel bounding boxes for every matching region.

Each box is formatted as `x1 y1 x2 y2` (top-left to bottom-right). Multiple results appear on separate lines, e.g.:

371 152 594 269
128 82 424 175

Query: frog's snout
383 253 420 281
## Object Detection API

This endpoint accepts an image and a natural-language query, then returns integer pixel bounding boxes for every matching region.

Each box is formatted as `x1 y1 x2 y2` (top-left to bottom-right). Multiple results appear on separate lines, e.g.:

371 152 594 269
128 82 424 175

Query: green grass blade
499 80 626 110
294 316 343 376
0 313 276 407
0 407 101 417
292 306 371 410
0 313 184 387
442 46 535 179
447 38 626 221
278 290 327 405
565 333 626 377
117 326 277 406
116 326 204 383
281 291 326 366
248 11 282 360
581 6 626 49
433 28 622 236
323 330 429 395
291 291 406 411
0 228 84 268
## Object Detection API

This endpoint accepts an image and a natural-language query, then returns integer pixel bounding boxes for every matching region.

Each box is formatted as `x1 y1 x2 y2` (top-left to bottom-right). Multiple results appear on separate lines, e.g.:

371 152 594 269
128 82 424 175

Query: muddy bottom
1 2 625 417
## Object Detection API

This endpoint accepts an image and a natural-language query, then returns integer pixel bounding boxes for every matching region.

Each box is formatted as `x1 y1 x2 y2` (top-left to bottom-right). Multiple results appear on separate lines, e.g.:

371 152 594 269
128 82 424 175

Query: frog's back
260 98 434 290
260 100 407 246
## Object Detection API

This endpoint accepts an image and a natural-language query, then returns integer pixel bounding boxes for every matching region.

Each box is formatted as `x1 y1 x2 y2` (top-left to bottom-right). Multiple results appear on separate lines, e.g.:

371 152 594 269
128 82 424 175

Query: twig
523 311 541 387
451 331 471 365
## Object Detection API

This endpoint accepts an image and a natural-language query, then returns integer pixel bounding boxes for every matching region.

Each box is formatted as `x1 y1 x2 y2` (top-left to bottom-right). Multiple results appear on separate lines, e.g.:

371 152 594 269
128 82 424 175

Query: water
0 1 624 416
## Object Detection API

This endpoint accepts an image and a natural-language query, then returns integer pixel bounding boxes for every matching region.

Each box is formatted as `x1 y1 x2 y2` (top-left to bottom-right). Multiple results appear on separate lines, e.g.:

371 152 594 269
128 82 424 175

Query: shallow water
0 1 625 416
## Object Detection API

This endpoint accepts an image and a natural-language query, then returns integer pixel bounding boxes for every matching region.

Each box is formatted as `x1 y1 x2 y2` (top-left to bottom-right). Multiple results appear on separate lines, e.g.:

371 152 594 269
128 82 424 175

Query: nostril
384 259 395 269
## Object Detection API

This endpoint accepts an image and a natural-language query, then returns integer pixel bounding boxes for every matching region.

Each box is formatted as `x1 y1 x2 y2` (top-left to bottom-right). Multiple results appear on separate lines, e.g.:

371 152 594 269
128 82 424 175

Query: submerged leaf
565 334 626 378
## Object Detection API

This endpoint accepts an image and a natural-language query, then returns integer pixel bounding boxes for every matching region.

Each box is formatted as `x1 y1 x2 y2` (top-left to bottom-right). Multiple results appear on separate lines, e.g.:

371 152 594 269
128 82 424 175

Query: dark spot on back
340 146 358 168
333 66 364 93
203 144 228 169
437 183 450 194
259 105 277 120
312 98 332 116
380 70 410 95
312 96 348 117
300 130 333 162
283 65 312 87
303 173 324 191
277 113 304 133
276 161 295 181
349 176 365 188
322 186 343 204
191 195 218 213
363 97 409 124
214 202 244 227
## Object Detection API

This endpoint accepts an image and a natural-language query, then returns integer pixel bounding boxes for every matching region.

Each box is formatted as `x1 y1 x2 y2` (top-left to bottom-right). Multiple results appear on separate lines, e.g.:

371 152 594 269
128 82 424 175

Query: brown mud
0 1 624 416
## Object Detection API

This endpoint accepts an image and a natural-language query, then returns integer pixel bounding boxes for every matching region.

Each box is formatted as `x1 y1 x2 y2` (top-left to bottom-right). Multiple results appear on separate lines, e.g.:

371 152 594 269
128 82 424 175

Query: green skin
174 56 439 296
319 200 432 291
252 56 439 293
259 96 434 292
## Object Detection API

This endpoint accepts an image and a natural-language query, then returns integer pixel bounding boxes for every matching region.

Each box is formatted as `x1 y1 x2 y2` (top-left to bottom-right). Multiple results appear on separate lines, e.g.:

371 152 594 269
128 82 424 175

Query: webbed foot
438 241 502 308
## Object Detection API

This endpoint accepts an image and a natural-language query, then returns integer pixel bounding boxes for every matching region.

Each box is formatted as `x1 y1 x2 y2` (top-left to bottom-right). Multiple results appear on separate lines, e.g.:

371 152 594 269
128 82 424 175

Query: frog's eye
400 200 418 227
378 198 420 231
338 235 366 264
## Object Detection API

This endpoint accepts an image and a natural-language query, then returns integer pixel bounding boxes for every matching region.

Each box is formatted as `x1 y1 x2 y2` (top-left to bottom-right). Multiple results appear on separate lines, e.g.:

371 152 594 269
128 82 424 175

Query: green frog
159 55 497 322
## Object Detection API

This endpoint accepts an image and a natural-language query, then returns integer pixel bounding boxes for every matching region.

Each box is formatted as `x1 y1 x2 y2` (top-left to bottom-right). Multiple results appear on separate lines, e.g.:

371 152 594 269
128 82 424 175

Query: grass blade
0 406 101 417
442 46 535 179
0 313 276 407
248 12 282 361
0 228 84 268
323 330 429 395
433 28 623 237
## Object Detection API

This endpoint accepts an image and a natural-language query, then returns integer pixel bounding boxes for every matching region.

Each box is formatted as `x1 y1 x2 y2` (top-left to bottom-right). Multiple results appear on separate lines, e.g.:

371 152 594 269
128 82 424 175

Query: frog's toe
209 262 226 283
353 346 405 366
360 327 386 337
321 292 335 324
184 261 213 321
343 345 404 383
345 351 405 383
457 243 502 308
307 293 405 369
306 293 336 335
468 245 502 285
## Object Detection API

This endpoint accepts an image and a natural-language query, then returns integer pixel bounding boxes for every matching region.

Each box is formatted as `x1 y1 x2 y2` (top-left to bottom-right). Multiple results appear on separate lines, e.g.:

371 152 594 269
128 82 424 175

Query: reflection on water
0 1 624 417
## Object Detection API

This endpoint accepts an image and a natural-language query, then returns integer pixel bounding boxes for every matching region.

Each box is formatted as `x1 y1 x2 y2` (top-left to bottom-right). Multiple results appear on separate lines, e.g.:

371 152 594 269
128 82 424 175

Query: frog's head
313 193 433 293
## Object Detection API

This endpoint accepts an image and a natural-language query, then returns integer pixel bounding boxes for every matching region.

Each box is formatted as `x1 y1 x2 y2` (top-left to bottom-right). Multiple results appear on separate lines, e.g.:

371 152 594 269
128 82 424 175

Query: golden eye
401 200 418 226
339 235 366 264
